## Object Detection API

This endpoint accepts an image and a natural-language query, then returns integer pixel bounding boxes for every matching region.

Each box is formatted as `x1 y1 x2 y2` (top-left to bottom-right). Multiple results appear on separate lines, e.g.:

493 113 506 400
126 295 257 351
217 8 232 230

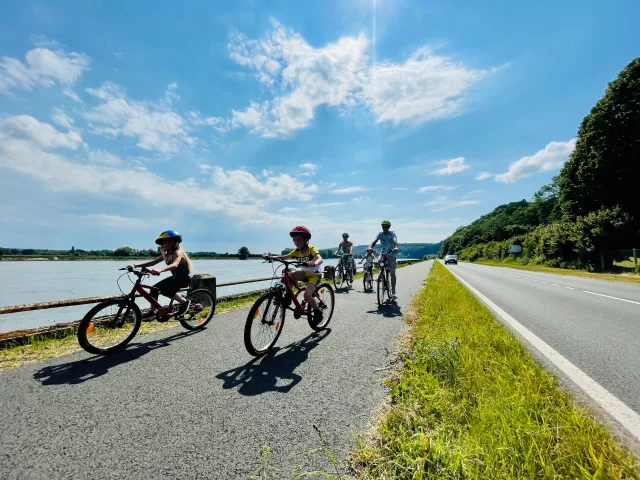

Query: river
0 258 342 333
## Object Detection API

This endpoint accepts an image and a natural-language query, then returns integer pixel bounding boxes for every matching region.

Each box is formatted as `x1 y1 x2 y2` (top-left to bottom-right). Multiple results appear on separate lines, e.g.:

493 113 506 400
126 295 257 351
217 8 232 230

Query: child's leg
304 282 318 310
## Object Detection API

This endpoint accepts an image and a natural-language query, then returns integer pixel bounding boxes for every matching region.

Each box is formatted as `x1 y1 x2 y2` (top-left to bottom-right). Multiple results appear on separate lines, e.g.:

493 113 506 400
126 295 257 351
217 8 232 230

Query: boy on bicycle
333 232 355 276
369 220 399 300
262 226 325 325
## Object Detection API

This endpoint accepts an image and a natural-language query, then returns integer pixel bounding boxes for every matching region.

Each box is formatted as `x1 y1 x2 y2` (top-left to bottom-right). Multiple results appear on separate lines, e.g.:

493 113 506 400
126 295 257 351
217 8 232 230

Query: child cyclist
359 247 376 276
127 230 193 320
262 226 324 325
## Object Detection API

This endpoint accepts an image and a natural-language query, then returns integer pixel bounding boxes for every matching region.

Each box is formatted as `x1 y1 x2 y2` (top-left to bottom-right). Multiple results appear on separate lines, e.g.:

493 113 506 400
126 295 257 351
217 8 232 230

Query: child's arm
129 255 163 269
152 250 183 274
263 252 292 261
307 253 323 268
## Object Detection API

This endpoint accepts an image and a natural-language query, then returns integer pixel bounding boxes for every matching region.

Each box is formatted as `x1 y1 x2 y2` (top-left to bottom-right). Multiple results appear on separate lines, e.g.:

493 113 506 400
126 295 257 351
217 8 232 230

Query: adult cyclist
369 220 399 300
333 232 355 277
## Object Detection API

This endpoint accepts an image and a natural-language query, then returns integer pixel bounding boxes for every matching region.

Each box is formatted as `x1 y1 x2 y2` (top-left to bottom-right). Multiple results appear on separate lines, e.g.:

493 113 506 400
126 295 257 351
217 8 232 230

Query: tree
238 246 250 260
557 58 640 233
114 247 135 257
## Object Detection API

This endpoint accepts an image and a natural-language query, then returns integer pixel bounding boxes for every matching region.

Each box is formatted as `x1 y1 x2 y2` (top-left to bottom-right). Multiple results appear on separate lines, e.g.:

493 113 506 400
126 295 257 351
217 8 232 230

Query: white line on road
583 291 640 306
448 268 640 444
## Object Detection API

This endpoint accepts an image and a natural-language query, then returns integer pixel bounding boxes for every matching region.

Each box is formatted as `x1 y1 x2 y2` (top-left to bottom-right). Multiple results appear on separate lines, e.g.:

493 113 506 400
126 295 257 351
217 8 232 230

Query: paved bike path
0 261 433 480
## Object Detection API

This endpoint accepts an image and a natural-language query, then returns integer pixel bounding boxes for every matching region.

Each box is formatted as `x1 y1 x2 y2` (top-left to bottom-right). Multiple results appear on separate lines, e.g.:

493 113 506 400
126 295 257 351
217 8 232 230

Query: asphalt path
0 261 433 480
445 261 640 447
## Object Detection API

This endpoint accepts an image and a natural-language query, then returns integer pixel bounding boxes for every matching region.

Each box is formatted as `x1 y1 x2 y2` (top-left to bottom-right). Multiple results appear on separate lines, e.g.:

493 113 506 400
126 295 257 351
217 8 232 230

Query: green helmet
381 220 391 227
342 232 349 237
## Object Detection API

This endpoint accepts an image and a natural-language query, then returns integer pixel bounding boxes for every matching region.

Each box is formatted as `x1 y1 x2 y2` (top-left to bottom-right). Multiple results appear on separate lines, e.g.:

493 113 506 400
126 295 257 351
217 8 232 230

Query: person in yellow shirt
263 226 324 325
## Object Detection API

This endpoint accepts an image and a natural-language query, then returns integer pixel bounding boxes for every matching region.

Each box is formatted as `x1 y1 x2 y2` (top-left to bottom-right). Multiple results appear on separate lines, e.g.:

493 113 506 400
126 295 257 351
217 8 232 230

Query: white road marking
583 291 640 306
448 268 640 443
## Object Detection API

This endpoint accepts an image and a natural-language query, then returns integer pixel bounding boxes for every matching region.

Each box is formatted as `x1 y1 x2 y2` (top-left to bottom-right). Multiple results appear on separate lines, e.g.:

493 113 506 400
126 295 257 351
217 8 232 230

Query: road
444 261 640 447
0 261 433 480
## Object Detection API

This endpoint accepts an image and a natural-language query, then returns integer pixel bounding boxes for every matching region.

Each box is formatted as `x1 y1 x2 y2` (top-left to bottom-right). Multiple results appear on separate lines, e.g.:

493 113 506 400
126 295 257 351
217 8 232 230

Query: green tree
238 246 250 260
557 58 640 231
114 247 135 257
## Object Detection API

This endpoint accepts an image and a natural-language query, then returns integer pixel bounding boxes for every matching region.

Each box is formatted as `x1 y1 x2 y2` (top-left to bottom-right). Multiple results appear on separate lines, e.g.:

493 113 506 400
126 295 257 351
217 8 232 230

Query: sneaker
392 292 398 300
311 308 323 326
176 299 191 316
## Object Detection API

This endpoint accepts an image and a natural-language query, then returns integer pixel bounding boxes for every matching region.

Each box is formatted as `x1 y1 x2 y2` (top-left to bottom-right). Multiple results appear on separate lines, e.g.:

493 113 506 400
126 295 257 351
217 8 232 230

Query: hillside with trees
439 57 640 272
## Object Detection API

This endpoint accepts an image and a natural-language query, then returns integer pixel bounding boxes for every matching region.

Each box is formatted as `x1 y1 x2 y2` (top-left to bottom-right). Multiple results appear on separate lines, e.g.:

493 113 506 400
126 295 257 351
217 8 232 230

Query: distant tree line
439 58 640 272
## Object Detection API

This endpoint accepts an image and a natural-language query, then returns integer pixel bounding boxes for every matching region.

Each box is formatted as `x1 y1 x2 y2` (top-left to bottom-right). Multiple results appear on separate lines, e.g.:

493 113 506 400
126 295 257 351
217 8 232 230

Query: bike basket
323 265 335 279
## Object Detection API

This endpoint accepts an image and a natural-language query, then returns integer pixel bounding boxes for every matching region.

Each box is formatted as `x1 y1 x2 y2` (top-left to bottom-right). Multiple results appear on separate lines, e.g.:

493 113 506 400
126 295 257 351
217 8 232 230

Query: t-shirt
376 231 397 257
288 244 321 273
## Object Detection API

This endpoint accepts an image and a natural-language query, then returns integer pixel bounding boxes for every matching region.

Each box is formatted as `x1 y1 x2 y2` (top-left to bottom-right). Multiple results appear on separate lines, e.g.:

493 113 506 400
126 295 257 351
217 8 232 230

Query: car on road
444 254 458 265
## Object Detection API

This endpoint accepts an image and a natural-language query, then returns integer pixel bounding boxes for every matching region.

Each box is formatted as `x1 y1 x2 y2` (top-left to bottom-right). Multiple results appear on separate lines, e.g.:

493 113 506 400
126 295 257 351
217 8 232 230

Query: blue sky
1 0 637 253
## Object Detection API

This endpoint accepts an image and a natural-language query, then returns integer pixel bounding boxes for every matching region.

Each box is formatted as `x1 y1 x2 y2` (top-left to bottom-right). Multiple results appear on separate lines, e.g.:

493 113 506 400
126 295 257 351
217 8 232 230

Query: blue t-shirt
376 231 397 256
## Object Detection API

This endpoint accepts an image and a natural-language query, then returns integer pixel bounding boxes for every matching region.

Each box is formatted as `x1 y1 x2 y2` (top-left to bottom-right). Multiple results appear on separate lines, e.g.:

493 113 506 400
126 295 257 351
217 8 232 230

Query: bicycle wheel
377 270 390 306
179 288 216 331
308 283 335 331
345 265 353 288
333 264 344 289
244 291 285 356
78 299 141 355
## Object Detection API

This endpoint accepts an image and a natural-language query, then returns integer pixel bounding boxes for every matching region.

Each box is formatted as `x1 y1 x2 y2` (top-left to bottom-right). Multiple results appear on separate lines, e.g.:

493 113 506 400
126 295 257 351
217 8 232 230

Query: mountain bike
333 253 354 289
244 257 335 357
376 250 398 306
77 267 216 355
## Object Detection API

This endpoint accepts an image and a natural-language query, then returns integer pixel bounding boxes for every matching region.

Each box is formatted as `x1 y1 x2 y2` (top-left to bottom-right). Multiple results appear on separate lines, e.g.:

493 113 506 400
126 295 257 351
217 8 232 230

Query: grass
0 293 261 371
474 259 640 285
350 262 640 479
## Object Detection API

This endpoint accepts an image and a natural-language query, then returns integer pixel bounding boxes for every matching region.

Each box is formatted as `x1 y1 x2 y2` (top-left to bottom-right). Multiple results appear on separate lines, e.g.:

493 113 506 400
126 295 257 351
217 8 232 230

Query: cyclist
127 230 193 319
359 247 376 276
333 232 355 277
262 226 324 325
369 220 399 300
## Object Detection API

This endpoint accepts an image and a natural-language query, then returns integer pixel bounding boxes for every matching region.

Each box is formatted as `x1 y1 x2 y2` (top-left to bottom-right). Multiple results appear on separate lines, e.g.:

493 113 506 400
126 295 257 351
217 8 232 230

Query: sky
0 0 638 254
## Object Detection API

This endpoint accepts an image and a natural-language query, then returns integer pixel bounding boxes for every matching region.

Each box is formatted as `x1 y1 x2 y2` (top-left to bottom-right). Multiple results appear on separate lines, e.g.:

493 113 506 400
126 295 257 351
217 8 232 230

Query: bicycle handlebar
119 266 151 277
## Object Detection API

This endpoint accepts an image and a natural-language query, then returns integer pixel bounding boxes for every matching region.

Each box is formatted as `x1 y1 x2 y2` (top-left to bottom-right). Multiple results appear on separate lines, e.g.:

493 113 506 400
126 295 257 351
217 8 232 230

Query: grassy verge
473 259 640 285
351 262 640 478
0 293 260 371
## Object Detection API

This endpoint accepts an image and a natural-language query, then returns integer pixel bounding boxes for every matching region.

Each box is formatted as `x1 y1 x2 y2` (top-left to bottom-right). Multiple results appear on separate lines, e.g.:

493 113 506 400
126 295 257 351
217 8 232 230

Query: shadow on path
366 302 403 318
216 329 331 396
33 329 199 386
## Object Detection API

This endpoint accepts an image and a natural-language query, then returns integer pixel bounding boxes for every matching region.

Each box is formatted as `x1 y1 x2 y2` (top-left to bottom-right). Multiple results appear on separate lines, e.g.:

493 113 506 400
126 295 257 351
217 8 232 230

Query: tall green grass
352 262 640 478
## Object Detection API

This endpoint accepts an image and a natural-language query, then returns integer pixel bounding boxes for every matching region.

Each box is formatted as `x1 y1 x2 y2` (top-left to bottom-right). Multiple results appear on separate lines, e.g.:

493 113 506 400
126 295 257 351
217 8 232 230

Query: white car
444 254 457 265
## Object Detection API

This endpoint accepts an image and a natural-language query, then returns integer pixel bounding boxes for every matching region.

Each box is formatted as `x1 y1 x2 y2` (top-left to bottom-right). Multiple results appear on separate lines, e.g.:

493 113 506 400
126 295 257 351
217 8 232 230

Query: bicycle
376 250 398 307
244 257 335 357
333 253 355 289
362 256 375 292
77 267 216 355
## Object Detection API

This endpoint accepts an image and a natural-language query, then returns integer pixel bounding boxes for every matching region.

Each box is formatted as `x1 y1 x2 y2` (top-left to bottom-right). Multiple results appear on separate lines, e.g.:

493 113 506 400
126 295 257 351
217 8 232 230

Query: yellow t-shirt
288 244 321 273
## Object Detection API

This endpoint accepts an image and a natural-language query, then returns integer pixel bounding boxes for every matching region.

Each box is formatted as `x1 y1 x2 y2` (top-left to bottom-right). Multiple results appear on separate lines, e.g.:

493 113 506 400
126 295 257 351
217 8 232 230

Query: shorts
153 277 191 298
301 271 321 284
378 254 397 272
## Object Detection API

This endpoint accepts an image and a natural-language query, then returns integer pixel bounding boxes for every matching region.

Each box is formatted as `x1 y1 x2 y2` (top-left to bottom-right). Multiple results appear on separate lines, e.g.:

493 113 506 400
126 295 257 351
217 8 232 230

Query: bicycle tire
345 266 353 287
77 299 141 355
308 283 335 331
179 288 216 331
333 264 344 289
377 269 388 306
244 291 285 357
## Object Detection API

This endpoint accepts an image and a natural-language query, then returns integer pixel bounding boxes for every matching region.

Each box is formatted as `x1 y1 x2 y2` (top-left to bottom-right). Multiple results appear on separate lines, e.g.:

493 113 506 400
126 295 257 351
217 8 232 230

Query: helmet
155 230 182 245
289 225 311 240
342 232 349 238
381 220 391 227
366 247 374 253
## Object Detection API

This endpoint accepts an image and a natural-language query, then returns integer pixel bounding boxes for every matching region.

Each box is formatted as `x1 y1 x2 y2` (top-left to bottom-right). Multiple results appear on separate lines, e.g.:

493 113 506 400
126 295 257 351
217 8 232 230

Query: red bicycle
77 267 216 355
244 257 335 356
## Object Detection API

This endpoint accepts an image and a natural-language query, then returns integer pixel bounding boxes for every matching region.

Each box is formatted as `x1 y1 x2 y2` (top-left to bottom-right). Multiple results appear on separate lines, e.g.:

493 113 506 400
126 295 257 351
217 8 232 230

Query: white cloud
417 185 456 193
330 186 368 194
392 187 407 191
495 139 576 183
0 47 90 93
0 115 319 221
227 20 490 137
299 162 318 172
475 171 492 180
51 108 75 130
62 88 82 103
79 214 145 228
463 189 483 198
425 195 480 212
279 207 298 212
359 47 487 124
84 82 193 155
433 157 469 175
308 202 346 208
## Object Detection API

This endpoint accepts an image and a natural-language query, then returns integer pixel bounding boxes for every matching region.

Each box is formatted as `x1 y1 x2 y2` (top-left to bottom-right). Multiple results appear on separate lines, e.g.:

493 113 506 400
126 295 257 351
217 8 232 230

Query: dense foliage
439 58 640 271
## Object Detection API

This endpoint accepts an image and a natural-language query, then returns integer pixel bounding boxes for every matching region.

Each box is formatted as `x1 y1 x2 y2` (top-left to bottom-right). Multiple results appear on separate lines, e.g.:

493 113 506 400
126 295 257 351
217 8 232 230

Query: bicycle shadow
216 329 331 396
33 329 199 386
366 302 403 318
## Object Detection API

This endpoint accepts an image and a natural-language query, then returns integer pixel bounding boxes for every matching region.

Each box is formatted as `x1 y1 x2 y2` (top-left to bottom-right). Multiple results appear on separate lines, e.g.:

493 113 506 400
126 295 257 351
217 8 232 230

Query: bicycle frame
124 270 186 316
270 260 323 314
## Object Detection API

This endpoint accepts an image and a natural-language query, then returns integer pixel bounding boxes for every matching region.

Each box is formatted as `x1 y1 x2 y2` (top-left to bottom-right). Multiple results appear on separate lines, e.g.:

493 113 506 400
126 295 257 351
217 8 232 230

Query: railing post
190 274 216 303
